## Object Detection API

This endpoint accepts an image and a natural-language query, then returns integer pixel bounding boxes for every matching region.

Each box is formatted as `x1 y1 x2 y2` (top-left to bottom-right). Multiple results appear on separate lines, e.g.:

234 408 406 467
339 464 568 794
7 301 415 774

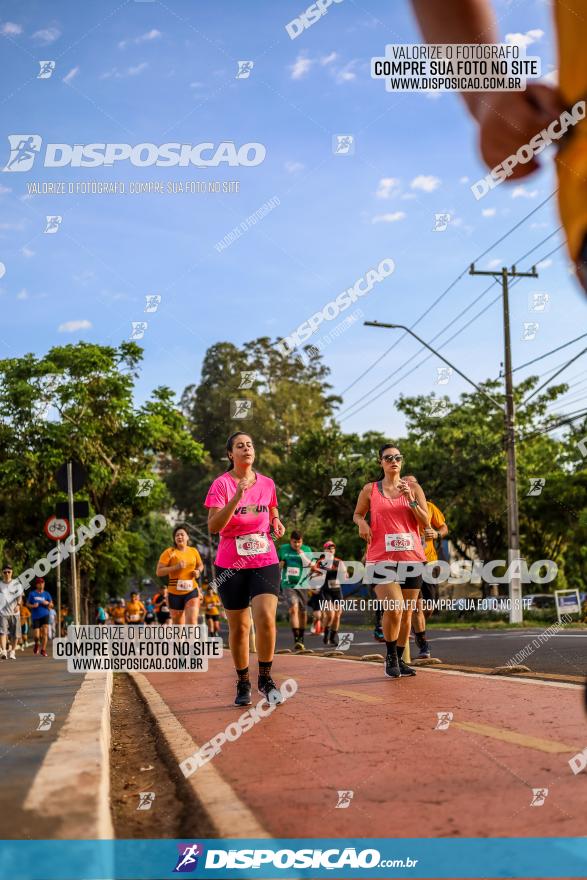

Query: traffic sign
56 501 89 519
44 515 70 541
55 460 87 493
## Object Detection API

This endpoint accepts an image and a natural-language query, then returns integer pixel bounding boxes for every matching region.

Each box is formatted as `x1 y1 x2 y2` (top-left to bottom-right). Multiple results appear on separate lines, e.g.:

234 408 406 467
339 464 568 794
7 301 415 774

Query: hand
236 477 252 498
473 85 564 180
424 527 438 541
358 519 372 544
172 561 184 573
272 518 285 539
398 479 415 503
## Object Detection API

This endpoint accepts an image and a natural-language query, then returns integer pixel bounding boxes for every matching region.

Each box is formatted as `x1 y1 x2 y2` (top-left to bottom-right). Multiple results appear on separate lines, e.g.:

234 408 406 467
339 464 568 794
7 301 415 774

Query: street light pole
469 264 538 623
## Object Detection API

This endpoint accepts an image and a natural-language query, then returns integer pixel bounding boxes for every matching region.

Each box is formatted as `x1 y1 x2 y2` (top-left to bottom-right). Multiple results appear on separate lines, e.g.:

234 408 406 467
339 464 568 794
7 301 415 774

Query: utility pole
469 263 538 623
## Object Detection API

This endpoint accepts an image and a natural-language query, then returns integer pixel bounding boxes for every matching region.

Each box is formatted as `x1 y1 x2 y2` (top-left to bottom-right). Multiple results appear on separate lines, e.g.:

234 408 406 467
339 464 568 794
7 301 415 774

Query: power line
511 331 587 375
523 345 587 404
339 194 559 398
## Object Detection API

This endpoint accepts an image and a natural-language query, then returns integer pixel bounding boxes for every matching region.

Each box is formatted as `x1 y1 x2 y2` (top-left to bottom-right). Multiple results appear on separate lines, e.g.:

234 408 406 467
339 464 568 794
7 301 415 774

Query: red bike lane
144 654 585 840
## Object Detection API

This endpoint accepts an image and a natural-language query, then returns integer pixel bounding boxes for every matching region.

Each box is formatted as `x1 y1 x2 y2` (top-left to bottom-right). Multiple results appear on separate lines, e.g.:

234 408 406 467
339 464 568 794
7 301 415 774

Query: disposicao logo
3 136 266 171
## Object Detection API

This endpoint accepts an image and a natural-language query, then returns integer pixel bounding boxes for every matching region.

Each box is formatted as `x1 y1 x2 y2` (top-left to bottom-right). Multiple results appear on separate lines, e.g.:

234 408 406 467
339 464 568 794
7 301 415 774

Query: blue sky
0 0 585 438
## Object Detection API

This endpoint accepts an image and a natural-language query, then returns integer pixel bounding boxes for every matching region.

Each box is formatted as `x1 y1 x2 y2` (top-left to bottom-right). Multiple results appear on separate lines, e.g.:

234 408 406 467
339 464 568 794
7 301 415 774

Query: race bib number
287 566 300 580
176 579 194 592
236 533 269 556
385 532 414 552
128 613 140 622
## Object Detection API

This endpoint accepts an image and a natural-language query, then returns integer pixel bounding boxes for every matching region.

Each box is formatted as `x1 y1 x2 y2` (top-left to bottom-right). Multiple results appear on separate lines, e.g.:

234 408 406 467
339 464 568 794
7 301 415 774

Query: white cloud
63 66 79 84
459 176 469 184
486 258 503 269
376 177 400 199
320 52 337 65
32 26 61 44
16 288 28 300
542 67 558 86
537 258 553 270
505 28 543 49
401 192 417 200
285 160 305 174
128 62 148 76
0 184 11 194
290 53 312 80
512 185 538 199
1 21 22 36
333 61 357 83
118 28 161 49
58 319 92 333
21 246 34 258
411 174 441 192
189 81 204 89
371 211 406 224
101 62 148 79
482 208 496 217
530 221 549 229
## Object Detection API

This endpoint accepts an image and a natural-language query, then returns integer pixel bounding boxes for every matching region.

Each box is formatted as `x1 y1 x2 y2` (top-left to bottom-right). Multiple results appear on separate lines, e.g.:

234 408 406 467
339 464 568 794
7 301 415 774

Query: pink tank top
366 481 426 563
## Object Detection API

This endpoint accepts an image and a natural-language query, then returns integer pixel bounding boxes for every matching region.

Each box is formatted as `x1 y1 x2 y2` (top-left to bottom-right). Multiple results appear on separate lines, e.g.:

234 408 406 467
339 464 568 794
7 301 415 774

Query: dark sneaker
40 649 48 657
374 627 385 642
294 641 305 652
417 642 431 659
384 654 401 678
258 676 283 705
322 629 329 644
399 659 416 677
329 631 339 647
234 680 252 707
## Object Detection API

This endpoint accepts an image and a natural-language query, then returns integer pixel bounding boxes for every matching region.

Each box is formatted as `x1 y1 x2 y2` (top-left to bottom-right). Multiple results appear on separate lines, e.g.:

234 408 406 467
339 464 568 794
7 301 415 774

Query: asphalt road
273 624 587 677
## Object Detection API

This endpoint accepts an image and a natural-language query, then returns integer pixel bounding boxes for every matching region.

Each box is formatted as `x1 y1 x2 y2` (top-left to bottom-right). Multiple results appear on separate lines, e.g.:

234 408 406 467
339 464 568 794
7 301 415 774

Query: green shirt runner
278 543 313 589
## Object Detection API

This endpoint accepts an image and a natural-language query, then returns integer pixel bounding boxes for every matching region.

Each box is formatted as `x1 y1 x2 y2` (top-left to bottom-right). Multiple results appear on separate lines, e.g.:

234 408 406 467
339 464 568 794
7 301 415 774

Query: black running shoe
322 629 329 644
399 659 416 677
329 631 339 647
234 680 252 707
258 676 283 705
374 627 385 642
417 641 431 659
384 654 401 678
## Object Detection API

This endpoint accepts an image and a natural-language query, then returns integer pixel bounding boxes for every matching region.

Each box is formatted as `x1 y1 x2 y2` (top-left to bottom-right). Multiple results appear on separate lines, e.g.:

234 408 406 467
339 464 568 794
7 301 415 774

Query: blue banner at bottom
1 838 586 879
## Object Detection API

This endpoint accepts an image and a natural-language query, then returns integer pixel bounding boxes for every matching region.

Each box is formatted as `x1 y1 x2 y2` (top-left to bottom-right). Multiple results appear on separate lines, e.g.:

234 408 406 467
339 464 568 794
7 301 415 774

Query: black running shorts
168 589 200 611
215 564 280 611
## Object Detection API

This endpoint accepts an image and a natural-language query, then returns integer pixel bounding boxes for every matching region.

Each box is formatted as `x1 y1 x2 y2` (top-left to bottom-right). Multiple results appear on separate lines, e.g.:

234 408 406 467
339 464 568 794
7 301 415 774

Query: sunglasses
382 454 403 463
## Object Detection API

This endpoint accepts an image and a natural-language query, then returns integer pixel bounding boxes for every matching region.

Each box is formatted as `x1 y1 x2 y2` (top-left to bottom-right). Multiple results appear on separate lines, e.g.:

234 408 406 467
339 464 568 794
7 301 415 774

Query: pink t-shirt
204 471 279 569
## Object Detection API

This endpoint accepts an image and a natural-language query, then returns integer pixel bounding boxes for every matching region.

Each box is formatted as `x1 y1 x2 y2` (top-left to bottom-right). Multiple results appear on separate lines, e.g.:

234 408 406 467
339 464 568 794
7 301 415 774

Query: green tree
0 342 204 617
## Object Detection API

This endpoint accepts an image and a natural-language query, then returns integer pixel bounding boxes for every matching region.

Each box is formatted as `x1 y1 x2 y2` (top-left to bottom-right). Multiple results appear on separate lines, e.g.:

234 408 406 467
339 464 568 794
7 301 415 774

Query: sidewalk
0 650 82 838
143 653 586 839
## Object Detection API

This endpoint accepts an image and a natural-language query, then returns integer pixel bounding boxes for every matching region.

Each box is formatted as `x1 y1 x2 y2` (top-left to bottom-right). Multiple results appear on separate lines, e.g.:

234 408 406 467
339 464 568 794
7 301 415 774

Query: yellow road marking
453 721 577 754
327 688 383 704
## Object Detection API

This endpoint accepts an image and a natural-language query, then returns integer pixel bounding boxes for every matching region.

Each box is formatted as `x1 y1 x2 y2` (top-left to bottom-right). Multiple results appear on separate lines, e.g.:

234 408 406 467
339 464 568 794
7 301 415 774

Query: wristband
409 500 418 509
271 516 280 524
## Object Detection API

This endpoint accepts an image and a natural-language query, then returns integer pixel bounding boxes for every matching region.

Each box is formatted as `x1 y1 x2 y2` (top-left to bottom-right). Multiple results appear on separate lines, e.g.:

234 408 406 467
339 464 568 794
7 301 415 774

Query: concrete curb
23 671 114 839
130 672 272 839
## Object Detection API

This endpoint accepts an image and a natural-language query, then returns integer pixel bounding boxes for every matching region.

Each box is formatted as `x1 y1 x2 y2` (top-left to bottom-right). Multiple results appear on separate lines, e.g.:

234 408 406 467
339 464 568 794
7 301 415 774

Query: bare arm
410 0 563 174
353 484 372 543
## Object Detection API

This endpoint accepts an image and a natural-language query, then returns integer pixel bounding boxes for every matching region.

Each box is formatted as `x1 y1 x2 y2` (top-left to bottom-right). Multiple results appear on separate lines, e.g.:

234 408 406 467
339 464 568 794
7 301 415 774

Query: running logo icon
239 371 257 389
236 61 254 79
44 216 62 234
433 213 451 232
174 843 204 873
527 478 545 497
522 321 539 341
38 61 56 79
136 479 154 498
137 791 156 810
4 135 42 172
231 399 252 419
37 713 55 731
529 292 550 312
530 788 548 806
333 135 354 155
335 790 354 809
130 321 148 340
436 367 452 385
337 632 354 651
145 294 161 313
329 477 347 496
435 711 453 731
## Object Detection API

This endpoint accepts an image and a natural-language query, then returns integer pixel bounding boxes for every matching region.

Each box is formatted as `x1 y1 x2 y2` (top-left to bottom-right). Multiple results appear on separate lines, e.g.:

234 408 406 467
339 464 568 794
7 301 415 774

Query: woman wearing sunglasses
353 444 430 679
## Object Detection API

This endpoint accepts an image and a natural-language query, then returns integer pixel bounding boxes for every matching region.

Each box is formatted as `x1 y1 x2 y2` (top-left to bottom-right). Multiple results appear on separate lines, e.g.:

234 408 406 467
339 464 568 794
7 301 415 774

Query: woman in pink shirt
205 432 286 708
353 443 430 679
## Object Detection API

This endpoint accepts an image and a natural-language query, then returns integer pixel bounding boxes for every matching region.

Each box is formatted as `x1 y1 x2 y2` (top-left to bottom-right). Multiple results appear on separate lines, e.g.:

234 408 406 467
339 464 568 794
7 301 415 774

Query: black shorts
307 592 321 611
168 589 200 611
205 614 219 622
32 614 50 628
156 611 171 624
367 563 423 591
215 564 280 611
320 585 343 604
420 580 439 604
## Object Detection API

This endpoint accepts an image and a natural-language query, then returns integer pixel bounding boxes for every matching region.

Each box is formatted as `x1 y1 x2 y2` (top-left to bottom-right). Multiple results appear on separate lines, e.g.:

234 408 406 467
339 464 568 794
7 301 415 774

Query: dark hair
173 524 190 541
226 432 253 471
290 530 303 541
376 442 401 481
